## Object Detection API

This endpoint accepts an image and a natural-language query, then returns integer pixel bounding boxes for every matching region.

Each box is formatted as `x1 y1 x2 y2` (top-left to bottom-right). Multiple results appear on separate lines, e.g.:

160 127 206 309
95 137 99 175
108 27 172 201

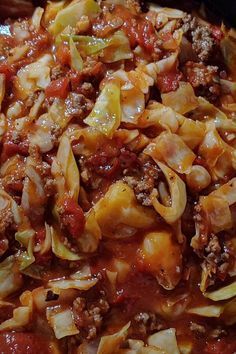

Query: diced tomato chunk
1 140 29 162
211 25 224 41
0 332 52 354
156 70 182 93
60 197 85 239
45 77 69 99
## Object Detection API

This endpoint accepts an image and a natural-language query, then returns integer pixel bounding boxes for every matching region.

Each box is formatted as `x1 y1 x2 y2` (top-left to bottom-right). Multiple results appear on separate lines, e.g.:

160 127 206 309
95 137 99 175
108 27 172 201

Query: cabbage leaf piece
69 37 83 71
77 209 101 253
148 328 180 354
17 54 52 95
94 181 157 238
46 308 79 339
187 305 224 318
15 229 36 270
0 290 32 331
48 270 98 292
65 30 132 63
97 322 130 354
84 82 121 138
161 82 198 114
145 132 195 174
204 281 236 301
54 135 80 201
149 162 187 224
0 256 22 299
49 0 100 36
51 226 82 261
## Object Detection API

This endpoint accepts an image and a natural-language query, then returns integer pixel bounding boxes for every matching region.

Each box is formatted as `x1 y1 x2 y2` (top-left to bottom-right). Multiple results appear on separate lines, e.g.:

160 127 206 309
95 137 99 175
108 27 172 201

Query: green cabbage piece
15 229 35 270
187 305 223 318
204 281 236 301
0 256 22 299
69 37 83 71
97 322 130 354
51 226 82 261
49 0 100 36
84 81 121 138
64 30 132 63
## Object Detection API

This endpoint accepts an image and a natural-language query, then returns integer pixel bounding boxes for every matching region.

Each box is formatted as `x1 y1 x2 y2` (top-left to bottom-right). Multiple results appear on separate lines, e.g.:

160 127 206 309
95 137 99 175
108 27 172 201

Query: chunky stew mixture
0 0 236 353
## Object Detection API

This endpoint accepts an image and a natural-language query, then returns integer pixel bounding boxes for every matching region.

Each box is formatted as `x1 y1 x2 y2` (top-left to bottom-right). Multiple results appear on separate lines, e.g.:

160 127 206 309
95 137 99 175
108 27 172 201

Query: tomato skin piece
45 77 69 99
156 70 182 93
211 25 224 41
60 197 85 239
0 332 52 354
1 141 29 162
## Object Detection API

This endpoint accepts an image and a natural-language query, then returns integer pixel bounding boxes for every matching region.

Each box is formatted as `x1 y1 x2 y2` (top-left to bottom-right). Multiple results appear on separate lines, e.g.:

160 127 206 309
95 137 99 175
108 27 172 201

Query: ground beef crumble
73 295 110 341
123 156 159 206
181 14 215 62
132 312 166 337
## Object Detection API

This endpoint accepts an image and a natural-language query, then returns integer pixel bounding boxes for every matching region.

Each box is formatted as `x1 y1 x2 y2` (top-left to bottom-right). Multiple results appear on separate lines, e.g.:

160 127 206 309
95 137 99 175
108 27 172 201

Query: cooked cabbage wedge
84 81 121 138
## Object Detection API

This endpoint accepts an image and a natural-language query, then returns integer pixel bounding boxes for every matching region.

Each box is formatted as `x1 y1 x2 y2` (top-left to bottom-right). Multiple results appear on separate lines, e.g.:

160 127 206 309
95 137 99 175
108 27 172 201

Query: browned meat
132 312 166 337
185 61 218 88
65 92 94 120
123 157 159 206
73 296 110 340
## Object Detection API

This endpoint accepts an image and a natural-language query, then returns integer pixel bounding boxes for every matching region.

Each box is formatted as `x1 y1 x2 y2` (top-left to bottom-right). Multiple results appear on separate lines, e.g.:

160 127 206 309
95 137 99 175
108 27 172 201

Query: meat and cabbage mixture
0 0 236 353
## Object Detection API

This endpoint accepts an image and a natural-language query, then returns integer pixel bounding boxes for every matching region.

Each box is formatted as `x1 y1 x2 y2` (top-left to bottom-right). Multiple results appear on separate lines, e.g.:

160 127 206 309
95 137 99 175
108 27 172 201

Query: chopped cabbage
31 7 44 30
192 97 227 121
138 102 180 133
140 230 182 290
161 82 198 114
15 229 36 270
199 195 232 234
149 162 187 224
84 82 121 138
177 118 205 149
0 291 32 330
69 30 132 63
94 181 157 238
0 188 21 225
77 209 101 253
97 322 130 354
55 135 80 201
48 269 98 292
46 308 79 339
204 281 236 301
187 305 223 317
69 37 83 71
50 0 100 36
148 328 180 354
17 54 53 95
51 226 82 261
21 156 46 219
0 256 22 299
145 132 195 174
